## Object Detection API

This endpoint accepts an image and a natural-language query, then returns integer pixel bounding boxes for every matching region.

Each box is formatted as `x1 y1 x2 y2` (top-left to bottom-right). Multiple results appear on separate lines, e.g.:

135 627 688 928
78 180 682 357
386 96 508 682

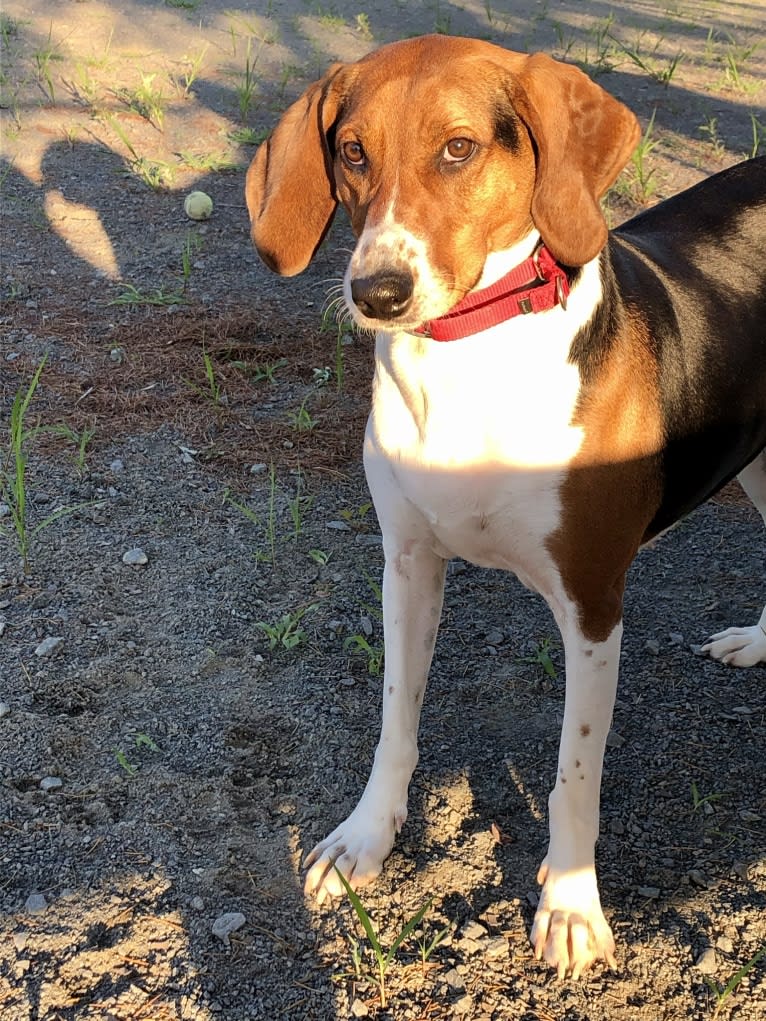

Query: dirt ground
1 2 765 1019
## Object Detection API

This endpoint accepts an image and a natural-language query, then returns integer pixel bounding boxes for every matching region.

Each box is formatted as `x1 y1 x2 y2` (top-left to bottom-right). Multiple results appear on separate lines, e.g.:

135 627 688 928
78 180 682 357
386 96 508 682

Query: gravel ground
1 2 764 1019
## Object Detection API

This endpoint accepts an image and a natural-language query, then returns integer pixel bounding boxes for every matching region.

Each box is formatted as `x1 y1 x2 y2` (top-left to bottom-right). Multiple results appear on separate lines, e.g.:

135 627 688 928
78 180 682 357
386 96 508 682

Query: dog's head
246 35 639 331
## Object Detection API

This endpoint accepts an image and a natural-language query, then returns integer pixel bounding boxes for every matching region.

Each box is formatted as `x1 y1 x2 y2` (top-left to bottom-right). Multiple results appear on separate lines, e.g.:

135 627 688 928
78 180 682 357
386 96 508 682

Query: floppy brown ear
508 53 640 265
245 65 346 276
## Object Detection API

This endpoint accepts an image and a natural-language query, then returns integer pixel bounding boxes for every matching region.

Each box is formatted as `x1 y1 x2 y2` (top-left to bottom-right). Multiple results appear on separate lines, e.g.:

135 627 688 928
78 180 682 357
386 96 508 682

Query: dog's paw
303 806 403 905
530 859 617 980
701 625 766 668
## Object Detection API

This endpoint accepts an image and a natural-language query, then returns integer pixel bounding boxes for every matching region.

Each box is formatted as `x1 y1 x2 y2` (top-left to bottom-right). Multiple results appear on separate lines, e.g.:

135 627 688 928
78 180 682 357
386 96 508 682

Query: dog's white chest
364 316 585 575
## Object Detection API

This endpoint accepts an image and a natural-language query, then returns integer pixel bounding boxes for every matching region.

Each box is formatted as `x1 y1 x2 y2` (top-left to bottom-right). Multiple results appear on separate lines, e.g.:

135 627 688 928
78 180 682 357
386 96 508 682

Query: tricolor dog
245 35 766 978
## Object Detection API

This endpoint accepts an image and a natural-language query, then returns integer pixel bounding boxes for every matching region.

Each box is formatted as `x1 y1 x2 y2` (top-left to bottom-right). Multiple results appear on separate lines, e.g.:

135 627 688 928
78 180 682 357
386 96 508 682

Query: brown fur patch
549 309 664 642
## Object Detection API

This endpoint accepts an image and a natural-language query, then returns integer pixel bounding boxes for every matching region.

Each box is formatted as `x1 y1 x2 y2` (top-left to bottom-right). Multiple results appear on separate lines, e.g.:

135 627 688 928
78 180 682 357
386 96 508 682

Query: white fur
305 240 625 976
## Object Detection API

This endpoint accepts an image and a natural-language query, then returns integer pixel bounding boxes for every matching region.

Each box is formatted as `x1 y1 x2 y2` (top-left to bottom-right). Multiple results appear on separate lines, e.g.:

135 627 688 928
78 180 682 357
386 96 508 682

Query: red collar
414 244 570 342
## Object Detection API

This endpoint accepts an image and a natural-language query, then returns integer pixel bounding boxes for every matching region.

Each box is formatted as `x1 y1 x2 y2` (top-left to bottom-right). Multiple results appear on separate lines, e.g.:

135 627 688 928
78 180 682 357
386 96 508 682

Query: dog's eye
341 141 366 167
443 137 475 163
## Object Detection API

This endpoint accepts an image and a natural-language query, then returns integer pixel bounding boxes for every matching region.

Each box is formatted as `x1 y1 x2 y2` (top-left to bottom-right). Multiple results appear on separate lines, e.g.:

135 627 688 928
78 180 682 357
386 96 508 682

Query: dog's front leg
530 617 621 979
304 541 446 904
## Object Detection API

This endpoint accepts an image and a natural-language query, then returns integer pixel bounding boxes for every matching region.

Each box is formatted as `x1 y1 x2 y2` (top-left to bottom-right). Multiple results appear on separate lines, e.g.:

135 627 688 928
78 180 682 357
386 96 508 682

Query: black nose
350 271 414 320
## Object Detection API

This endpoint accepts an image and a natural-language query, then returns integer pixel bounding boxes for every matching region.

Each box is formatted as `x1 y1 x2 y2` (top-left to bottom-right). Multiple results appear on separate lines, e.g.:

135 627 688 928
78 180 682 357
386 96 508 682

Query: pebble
485 936 509 960
110 458 124 473
327 520 352 531
211 911 246 946
191 896 204 911
443 967 465 990
460 920 487 941
40 777 63 792
716 935 734 954
0 703 9 718
250 463 268 474
34 636 64 658
606 728 625 749
350 999 369 1018
0 503 9 518
453 994 473 1015
13 931 28 952
25 893 47 915
122 548 148 566
484 629 504 646
695 948 717 974
687 869 708 888
638 886 661 899
645 639 660 655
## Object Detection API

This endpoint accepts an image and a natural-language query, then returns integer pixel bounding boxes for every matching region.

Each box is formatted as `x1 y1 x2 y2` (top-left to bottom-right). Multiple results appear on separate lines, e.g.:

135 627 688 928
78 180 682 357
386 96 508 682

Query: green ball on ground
184 190 213 220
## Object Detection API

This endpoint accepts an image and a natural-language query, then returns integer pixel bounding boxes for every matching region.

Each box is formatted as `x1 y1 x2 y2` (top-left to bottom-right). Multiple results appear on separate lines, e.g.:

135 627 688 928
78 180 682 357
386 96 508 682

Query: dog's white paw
530 859 617 980
701 625 766 668
304 803 405 905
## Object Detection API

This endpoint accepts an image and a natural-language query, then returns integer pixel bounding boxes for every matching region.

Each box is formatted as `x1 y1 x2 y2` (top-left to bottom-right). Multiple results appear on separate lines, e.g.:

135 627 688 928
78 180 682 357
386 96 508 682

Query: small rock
453 994 473 1015
338 677 356 687
350 999 369 1018
610 818 625 835
327 520 352 531
485 936 509 960
0 503 10 518
669 632 684 645
110 458 124 473
34 636 64 658
638 886 661 899
109 347 125 363
687 869 708 888
484 629 504 646
191 896 204 911
13 931 28 952
122 548 148 566
25 893 47 915
645 639 660 655
0 702 9 719
443 967 465 990
716 935 734 954
606 729 625 749
460 920 487 941
250 463 268 475
40 777 63 792
732 861 751 880
360 615 373 637
695 948 717 974
211 911 246 946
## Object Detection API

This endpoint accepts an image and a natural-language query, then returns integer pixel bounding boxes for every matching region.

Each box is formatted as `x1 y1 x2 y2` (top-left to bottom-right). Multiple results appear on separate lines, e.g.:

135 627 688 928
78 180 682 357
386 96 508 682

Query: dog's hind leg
702 451 766 667
304 541 447 903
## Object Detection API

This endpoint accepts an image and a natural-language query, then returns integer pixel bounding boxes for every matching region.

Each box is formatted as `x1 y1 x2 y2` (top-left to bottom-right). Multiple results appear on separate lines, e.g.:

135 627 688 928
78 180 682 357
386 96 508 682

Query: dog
245 35 766 978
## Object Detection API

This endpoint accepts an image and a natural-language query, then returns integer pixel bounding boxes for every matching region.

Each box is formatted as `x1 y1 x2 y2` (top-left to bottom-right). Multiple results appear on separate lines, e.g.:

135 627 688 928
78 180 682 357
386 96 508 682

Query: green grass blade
333 865 383 961
385 897 433 968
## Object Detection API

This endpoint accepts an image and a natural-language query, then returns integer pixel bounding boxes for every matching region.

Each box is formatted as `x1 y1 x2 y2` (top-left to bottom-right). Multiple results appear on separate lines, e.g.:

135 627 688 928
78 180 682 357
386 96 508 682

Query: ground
0 2 764 1019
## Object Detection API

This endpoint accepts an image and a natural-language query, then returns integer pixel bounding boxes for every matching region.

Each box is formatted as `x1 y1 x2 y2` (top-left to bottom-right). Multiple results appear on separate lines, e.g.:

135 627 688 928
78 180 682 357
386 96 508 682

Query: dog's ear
245 64 347 276
507 53 640 266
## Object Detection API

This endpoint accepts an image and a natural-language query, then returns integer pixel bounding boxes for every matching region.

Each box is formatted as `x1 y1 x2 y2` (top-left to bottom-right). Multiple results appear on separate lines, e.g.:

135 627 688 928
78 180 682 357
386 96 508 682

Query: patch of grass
333 865 436 1010
185 349 226 406
705 944 766 1018
520 637 557 680
256 604 317 651
611 32 684 85
699 116 727 159
288 397 316 432
343 633 384 676
171 46 209 99
750 115 765 158
1 358 97 573
33 23 65 103
115 71 168 129
108 283 184 307
177 151 243 173
107 116 175 189
228 126 269 146
690 780 726 815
